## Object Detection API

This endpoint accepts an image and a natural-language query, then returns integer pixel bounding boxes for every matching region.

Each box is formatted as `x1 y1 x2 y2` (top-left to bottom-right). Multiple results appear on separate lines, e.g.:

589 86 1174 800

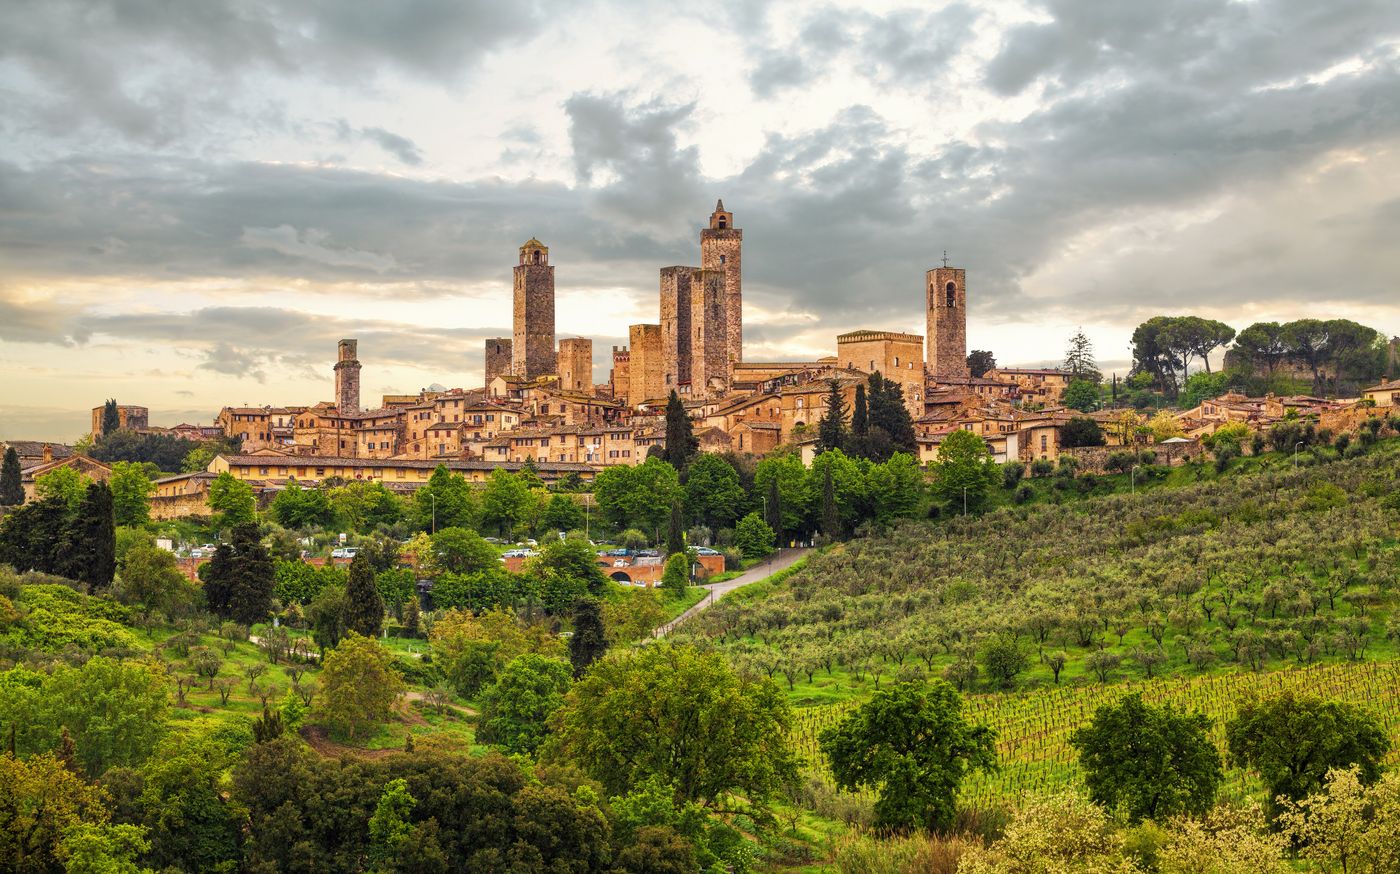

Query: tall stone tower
660 266 694 392
627 324 663 407
335 339 361 414
690 269 730 396
557 338 593 394
512 238 556 379
484 338 512 384
700 200 742 364
926 264 969 381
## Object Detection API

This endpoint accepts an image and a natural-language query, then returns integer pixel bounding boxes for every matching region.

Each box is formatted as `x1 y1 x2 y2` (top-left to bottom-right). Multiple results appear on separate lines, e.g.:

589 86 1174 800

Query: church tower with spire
700 200 742 364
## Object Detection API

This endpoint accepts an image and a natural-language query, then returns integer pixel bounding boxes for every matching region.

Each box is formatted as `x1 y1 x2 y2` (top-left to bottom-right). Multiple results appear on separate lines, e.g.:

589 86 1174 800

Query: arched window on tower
533 250 541 264
946 281 956 308
718 217 727 229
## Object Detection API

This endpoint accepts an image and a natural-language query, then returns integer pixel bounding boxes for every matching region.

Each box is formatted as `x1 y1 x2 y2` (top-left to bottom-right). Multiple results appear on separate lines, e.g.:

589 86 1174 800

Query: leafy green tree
569 597 608 678
207 471 255 527
661 391 699 470
733 512 774 559
203 522 275 625
982 635 1030 689
1180 371 1229 409
269 477 335 529
540 492 585 533
344 553 384 638
865 372 917 459
368 777 416 866
60 823 151 874
314 633 404 740
552 643 798 807
594 458 682 536
136 736 242 870
810 448 866 529
682 453 744 531
430 526 497 575
0 496 69 574
931 429 997 513
479 468 530 536
326 479 402 533
478 654 572 755
91 429 197 471
107 461 154 527
0 446 22 505
31 657 169 776
35 465 91 509
1063 379 1100 412
308 582 348 658
1226 692 1390 814
753 454 809 537
1061 416 1106 448
0 752 112 873
820 680 996 830
865 453 925 526
1233 321 1288 374
533 535 608 596
115 542 197 618
413 464 476 533
817 379 848 453
660 552 689 598
1070 693 1223 823
63 482 117 590
967 350 996 378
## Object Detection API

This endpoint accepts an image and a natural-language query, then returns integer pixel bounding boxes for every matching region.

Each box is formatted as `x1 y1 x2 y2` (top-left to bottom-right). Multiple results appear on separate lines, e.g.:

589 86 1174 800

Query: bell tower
513 238 556 379
700 199 742 364
926 258 969 381
334 339 361 414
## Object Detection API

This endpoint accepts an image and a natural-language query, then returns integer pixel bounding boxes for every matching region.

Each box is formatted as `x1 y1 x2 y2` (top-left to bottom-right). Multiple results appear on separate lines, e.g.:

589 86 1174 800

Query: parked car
637 549 661 558
694 547 720 555
331 547 359 559
484 537 502 544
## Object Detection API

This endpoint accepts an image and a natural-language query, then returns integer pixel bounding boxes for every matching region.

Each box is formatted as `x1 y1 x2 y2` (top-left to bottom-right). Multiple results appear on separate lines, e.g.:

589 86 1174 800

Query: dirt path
299 725 397 760
653 547 811 638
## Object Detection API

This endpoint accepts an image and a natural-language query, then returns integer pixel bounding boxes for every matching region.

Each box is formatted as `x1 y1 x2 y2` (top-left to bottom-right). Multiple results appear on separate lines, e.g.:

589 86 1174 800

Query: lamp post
1131 464 1139 494
962 486 968 516
1294 441 1304 470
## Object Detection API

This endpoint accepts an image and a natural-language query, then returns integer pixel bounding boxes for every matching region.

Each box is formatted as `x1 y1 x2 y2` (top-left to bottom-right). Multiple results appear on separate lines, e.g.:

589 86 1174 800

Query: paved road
653 547 811 638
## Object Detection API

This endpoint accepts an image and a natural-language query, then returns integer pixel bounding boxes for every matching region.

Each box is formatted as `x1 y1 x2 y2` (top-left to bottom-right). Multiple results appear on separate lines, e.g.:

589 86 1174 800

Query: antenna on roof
942 250 950 268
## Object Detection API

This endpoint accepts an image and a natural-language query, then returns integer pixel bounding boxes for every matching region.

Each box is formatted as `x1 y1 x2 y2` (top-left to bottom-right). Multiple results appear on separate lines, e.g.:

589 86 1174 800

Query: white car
331 547 359 559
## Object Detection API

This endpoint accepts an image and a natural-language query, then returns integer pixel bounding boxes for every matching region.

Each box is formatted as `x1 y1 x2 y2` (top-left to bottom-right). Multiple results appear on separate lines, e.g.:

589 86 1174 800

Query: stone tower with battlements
627 324 663 407
700 200 742 365
513 238 556 379
335 339 361 414
557 338 593 394
926 265 969 381
484 338 512 383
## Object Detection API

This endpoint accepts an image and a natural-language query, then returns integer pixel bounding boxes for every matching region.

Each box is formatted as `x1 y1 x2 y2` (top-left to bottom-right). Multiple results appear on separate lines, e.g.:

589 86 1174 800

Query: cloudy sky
3 0 1399 440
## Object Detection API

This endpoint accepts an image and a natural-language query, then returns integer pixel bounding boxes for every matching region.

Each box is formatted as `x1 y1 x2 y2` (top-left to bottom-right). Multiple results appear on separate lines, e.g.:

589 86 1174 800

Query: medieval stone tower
335 339 361 414
926 264 969 381
512 238 556 379
557 338 593 394
690 269 730 395
660 265 694 392
484 338 512 383
700 200 742 364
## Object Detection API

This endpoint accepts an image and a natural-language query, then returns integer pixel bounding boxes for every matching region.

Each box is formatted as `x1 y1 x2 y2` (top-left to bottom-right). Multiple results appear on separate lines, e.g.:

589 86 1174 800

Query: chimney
42 443 53 463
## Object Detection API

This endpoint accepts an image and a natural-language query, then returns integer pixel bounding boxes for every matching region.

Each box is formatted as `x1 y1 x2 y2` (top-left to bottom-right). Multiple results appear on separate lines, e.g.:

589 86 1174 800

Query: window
946 281 956 308
533 250 541 264
718 217 727 229
719 254 726 264
894 356 900 367
259 467 269 475
316 468 326 477
796 398 805 409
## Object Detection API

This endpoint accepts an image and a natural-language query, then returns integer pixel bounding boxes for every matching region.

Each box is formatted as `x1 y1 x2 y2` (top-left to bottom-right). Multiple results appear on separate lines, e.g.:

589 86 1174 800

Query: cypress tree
62 482 115 590
0 447 22 505
345 552 384 638
206 523 274 625
101 399 121 436
851 385 869 437
821 466 841 542
765 474 783 543
666 499 686 557
569 597 608 678
866 373 916 458
817 379 847 453
662 391 699 470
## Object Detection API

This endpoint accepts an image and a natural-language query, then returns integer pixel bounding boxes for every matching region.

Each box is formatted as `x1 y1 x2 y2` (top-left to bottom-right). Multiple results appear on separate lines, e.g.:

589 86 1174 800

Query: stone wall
926 267 969 381
1059 439 1201 474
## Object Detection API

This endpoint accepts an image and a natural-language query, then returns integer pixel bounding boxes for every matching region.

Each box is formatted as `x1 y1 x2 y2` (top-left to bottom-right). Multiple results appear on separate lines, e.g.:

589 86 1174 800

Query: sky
2 0 1399 441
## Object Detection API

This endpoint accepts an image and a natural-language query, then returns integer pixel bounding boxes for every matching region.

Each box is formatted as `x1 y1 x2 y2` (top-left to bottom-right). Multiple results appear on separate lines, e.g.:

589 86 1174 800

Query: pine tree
866 374 917 459
402 596 421 638
101 399 120 436
569 597 608 678
662 391 699 470
1063 329 1102 384
0 447 22 505
817 379 848 453
62 482 115 590
345 552 384 638
821 466 841 541
765 474 783 542
666 499 686 557
205 523 275 625
660 552 689 598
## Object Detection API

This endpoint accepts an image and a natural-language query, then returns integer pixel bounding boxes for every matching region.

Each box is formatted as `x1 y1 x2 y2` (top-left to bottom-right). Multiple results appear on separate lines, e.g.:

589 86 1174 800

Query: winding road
653 547 811 638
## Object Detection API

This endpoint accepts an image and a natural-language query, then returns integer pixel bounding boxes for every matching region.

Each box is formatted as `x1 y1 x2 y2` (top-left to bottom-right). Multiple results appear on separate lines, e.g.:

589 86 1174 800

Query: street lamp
1294 441 1304 470
962 486 968 516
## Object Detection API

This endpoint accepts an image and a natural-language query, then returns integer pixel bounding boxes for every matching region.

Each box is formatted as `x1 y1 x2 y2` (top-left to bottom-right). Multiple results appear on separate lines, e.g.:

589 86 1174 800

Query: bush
1030 459 1054 477
1013 484 1034 504
1001 461 1025 489
733 513 775 560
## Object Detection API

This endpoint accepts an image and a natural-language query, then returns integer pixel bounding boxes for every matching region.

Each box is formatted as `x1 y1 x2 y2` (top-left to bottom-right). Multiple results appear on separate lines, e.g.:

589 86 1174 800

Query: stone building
512 238 556 379
557 338 593 394
700 200 742 365
627 324 663 407
690 269 730 396
484 338 512 383
660 266 694 392
335 339 362 414
89 404 149 439
610 346 630 400
836 330 925 417
926 265 969 381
